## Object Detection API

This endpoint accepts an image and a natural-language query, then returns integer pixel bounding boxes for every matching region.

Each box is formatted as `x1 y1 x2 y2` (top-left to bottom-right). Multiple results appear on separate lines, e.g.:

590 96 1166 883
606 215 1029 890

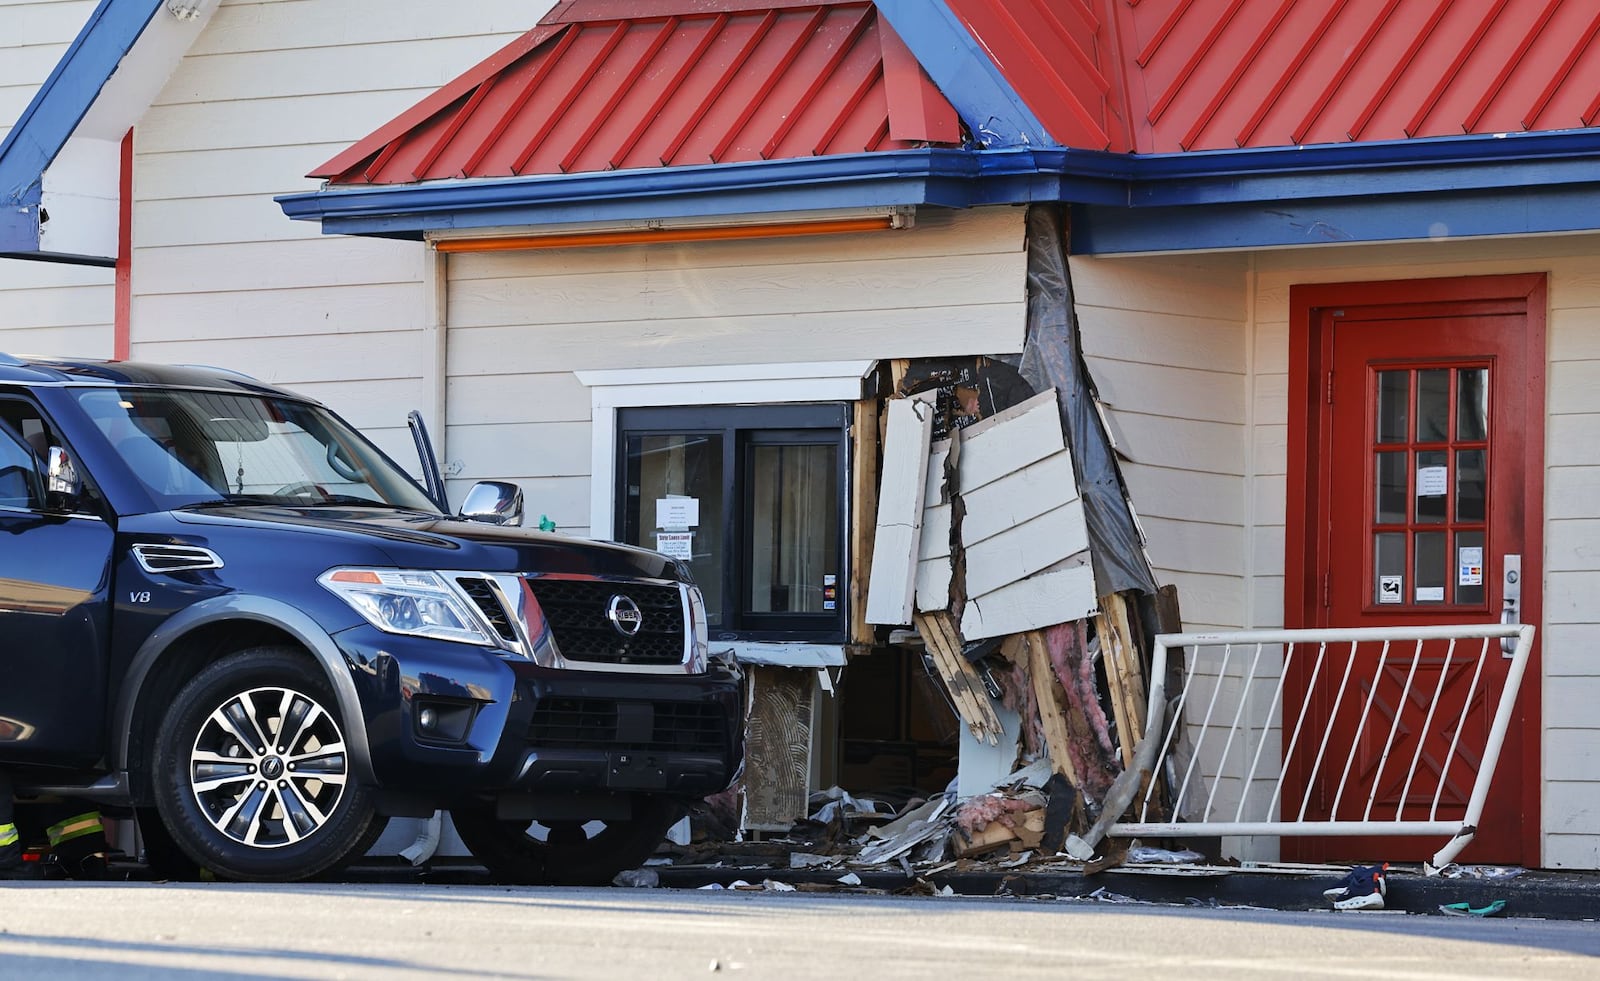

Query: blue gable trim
280 130 1600 252
0 0 161 257
873 0 1051 150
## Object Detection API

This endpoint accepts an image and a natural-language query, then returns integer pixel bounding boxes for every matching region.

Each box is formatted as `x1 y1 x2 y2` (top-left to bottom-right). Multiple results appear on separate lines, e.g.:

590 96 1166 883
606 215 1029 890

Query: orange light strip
434 215 895 253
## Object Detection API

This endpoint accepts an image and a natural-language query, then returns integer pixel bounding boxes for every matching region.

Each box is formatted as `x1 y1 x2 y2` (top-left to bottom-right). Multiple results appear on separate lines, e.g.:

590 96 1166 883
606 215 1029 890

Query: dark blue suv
0 355 742 883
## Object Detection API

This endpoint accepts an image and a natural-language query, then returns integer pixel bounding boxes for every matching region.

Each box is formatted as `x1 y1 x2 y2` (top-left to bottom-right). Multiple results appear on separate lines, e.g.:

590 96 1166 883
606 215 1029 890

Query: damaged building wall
446 206 1027 538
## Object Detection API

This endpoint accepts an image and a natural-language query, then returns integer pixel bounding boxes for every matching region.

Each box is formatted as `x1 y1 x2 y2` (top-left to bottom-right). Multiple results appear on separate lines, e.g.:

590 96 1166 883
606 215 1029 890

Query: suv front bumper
333 626 743 803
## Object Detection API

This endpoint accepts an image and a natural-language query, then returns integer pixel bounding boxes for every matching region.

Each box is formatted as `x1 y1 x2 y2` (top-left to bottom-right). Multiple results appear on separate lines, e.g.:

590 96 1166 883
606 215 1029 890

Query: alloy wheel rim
188 685 349 849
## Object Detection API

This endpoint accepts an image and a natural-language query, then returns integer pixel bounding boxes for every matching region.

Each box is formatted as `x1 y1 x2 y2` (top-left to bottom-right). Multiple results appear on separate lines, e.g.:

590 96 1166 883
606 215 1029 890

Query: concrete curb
647 864 1600 920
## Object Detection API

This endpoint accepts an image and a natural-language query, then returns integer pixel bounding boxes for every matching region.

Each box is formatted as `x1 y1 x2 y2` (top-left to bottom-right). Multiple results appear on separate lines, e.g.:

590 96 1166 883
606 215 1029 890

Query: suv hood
170 505 683 581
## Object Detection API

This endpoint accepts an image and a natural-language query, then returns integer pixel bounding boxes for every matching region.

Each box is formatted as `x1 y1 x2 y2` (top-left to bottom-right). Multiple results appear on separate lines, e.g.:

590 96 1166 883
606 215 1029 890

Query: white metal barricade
1105 623 1535 873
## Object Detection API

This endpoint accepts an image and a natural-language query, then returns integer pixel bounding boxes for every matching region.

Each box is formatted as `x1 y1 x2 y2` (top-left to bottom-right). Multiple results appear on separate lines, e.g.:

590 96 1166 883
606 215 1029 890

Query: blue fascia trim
1072 183 1600 254
0 0 162 250
837 0 1053 150
286 150 977 237
280 131 1600 248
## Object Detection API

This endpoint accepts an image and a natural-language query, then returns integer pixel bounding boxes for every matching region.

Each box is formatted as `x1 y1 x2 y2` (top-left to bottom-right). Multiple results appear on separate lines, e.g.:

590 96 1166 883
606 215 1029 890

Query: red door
1286 275 1544 866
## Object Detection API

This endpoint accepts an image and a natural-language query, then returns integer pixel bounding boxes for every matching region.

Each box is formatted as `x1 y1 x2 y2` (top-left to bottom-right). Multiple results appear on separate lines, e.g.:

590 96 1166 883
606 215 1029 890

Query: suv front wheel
152 646 381 881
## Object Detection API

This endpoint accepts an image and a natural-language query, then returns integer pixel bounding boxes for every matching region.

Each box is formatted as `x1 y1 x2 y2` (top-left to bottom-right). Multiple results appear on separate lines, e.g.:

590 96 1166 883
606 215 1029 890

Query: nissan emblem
606 594 643 637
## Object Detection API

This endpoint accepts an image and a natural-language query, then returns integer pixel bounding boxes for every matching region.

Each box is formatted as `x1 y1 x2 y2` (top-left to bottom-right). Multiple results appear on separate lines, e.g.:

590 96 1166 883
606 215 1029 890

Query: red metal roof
947 0 1600 153
312 0 960 186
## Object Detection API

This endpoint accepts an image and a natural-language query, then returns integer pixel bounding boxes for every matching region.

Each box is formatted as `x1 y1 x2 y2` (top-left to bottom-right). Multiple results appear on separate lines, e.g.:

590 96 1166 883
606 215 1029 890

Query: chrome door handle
1501 555 1521 656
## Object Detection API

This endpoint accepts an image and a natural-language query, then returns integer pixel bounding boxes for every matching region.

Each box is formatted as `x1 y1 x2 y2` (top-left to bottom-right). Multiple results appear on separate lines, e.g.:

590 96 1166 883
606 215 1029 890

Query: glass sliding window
622 432 724 625
616 404 849 641
746 440 838 616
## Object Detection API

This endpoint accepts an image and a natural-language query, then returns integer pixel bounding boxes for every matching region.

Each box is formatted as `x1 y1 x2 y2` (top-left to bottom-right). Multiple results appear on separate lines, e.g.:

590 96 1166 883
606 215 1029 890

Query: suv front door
0 399 114 766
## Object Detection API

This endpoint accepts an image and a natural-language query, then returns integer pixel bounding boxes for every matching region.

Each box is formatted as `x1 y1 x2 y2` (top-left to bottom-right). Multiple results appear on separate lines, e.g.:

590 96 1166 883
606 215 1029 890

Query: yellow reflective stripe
0 823 17 847
46 812 103 847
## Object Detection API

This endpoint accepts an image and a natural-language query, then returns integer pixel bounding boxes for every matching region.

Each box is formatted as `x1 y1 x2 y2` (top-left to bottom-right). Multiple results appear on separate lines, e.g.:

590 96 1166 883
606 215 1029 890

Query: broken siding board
963 500 1091 599
915 553 952 613
952 389 1065 493
960 565 1099 641
959 449 1080 546
865 394 935 625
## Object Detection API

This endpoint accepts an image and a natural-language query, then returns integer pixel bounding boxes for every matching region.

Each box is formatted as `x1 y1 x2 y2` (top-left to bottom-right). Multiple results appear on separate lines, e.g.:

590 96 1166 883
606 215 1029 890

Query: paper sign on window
1379 575 1402 604
1458 546 1483 587
655 497 699 530
1416 466 1448 497
655 531 693 560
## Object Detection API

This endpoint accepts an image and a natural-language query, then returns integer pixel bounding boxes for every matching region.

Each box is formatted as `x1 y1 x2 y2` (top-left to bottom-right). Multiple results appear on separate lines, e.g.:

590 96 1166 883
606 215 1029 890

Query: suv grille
524 578 685 666
527 696 727 754
456 577 516 642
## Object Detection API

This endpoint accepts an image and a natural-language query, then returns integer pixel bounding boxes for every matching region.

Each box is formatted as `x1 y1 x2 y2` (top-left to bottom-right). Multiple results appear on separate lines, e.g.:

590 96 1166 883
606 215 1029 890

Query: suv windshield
73 386 441 513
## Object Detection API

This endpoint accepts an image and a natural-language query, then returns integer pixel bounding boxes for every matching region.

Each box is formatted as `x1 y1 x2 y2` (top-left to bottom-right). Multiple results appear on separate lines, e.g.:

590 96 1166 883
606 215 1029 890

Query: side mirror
45 446 82 507
458 480 523 526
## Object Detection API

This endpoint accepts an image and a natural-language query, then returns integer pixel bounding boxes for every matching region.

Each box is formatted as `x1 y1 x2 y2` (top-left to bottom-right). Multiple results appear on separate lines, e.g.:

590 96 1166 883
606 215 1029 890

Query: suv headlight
320 568 493 646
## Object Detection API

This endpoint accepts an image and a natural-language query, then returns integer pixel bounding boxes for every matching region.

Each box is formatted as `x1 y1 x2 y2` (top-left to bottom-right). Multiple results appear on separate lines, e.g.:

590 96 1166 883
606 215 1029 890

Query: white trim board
576 360 876 538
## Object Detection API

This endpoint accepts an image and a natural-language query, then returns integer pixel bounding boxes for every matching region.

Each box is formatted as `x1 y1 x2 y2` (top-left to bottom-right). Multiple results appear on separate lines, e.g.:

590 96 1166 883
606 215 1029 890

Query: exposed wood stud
1096 591 1147 769
915 611 1003 745
1018 631 1081 785
849 397 882 647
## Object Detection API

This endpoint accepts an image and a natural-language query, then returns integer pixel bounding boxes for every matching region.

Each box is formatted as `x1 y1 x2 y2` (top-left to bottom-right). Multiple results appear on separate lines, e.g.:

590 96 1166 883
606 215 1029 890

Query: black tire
151 646 380 882
451 796 682 886
134 806 203 881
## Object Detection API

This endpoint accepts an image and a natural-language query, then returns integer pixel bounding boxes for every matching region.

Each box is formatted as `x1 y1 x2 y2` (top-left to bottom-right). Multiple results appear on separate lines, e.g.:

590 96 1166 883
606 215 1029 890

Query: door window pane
1376 451 1407 523
748 443 838 614
1416 369 1450 442
1455 449 1486 522
1415 450 1447 524
1414 531 1446 602
1377 371 1409 443
1374 532 1405 605
1457 368 1488 441
623 433 724 624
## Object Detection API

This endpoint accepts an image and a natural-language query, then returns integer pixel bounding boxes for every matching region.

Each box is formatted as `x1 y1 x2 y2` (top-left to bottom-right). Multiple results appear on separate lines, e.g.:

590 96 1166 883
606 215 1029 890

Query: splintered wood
914 610 1004 745
1096 592 1148 768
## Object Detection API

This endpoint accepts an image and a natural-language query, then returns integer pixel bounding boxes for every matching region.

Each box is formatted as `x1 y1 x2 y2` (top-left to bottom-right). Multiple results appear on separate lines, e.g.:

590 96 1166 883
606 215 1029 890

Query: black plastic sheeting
1018 205 1158 598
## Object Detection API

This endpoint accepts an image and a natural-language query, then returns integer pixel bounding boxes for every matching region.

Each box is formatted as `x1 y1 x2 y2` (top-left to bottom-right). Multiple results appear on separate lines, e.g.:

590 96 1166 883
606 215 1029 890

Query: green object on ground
1438 899 1507 917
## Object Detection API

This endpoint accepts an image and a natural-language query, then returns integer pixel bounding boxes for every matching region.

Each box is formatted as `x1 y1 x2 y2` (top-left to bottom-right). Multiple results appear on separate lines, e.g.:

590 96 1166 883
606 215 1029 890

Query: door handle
1501 554 1521 656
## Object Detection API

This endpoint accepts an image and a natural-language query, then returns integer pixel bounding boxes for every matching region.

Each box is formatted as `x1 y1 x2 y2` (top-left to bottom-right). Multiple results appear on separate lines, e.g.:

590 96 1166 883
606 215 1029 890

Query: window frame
579 361 874 659
615 402 850 642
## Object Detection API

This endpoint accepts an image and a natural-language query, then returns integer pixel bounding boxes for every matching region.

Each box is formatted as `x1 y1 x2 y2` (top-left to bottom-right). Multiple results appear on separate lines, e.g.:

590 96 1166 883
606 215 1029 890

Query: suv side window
0 418 42 510
0 396 102 515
